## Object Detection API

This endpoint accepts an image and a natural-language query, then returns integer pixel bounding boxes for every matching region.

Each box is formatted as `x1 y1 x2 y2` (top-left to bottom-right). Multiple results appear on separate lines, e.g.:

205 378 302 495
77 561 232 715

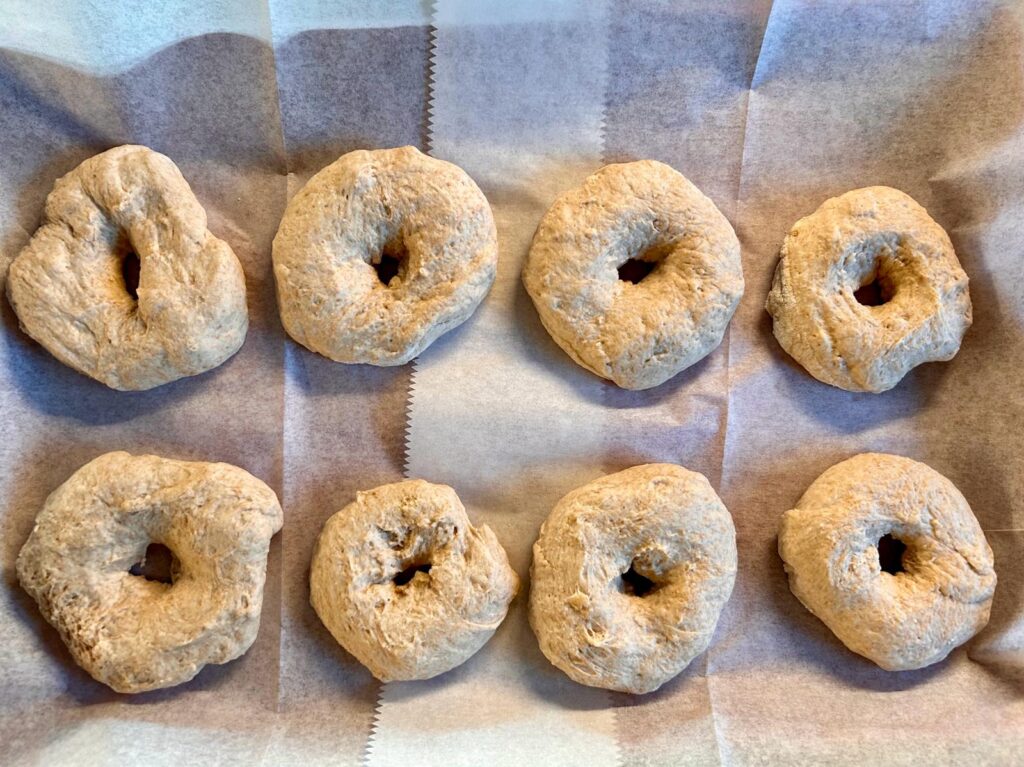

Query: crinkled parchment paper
1 1 1022 765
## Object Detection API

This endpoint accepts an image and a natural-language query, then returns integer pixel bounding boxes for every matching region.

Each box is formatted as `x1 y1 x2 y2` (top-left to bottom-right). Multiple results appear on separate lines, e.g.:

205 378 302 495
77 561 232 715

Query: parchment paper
1 1 1022 765
378 0 1024 764
0 2 424 765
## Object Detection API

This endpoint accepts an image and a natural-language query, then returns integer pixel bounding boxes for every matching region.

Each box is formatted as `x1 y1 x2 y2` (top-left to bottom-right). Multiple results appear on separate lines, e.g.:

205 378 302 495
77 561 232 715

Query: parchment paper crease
1 1 1022 766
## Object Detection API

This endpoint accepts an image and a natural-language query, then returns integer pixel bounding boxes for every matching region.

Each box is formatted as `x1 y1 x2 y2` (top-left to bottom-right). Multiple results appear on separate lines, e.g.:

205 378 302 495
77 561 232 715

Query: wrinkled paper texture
1 1 1022 765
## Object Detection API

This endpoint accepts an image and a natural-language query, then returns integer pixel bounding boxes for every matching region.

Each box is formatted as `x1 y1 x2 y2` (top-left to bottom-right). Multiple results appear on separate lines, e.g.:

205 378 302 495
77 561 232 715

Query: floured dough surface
6 145 248 390
16 451 283 693
523 160 743 390
530 464 737 694
310 479 518 681
273 146 498 365
766 186 971 392
778 453 996 670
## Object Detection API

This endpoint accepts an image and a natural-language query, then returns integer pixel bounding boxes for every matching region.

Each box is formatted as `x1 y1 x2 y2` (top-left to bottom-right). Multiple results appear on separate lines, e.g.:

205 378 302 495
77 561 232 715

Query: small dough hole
854 273 893 306
129 543 178 584
877 534 907 575
393 561 432 587
620 563 657 597
122 251 141 301
373 238 408 286
618 241 673 284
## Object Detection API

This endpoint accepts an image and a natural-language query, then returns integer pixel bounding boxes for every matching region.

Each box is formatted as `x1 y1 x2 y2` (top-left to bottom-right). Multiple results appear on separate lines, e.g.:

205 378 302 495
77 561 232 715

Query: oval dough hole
617 258 658 284
620 563 657 597
393 561 432 587
122 251 141 301
128 543 178 584
876 534 907 575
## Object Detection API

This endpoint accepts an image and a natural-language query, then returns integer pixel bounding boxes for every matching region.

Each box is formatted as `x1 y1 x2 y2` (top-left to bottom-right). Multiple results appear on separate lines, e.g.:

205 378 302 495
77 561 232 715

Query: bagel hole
618 258 658 284
854 271 894 306
393 561 432 587
129 543 178 584
877 534 907 575
620 563 657 597
121 251 141 301
373 238 407 286
618 241 674 284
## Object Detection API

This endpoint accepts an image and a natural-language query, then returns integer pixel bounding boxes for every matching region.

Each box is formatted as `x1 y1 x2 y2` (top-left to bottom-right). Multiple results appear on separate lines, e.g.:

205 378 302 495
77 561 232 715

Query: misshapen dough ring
310 479 518 681
16 452 283 693
778 453 996 671
766 186 971 392
523 161 743 390
273 147 498 365
529 464 737 694
6 145 248 390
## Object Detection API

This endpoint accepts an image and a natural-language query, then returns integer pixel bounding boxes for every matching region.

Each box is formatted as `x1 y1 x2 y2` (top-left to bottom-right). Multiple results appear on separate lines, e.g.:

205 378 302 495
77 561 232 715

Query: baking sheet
1 1 1023 765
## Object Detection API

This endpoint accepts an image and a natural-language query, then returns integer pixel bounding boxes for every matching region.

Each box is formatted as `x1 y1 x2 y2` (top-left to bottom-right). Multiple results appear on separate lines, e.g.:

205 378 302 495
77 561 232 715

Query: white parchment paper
1 1 1022 765
380 0 1024 764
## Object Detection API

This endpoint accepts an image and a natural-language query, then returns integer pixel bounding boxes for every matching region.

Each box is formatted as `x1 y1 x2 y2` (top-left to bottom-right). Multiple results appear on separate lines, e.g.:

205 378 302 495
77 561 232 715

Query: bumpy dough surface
16 452 283 693
6 145 249 390
273 146 498 365
778 453 996 671
529 464 737 694
310 479 518 681
523 161 743 390
766 186 971 392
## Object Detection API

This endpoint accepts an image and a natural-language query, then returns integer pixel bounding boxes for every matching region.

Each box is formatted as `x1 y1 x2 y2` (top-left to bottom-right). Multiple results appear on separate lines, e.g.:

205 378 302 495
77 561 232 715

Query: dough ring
523 160 743 390
16 451 283 693
310 479 518 681
529 464 737 694
6 145 249 391
273 146 498 365
766 186 971 392
778 453 996 671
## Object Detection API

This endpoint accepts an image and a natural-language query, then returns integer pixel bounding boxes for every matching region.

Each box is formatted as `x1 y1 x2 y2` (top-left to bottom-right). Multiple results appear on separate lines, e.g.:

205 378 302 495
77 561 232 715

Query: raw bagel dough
16 452 283 693
766 186 971 392
778 453 996 670
523 160 743 390
529 464 737 694
6 145 248 390
273 146 498 365
310 479 518 681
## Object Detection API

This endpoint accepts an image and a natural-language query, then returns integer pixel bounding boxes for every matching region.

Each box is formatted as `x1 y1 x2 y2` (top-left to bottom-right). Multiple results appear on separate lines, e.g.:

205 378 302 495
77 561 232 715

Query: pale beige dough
529 464 737 694
523 160 743 390
273 146 498 365
6 145 249 390
310 479 518 681
16 452 283 693
766 186 971 392
778 453 996 671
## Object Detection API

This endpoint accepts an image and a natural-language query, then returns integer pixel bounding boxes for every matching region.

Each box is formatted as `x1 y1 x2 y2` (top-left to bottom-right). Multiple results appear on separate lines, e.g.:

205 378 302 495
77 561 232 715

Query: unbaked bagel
523 160 743 390
273 146 498 365
766 186 971 392
529 464 737 694
778 453 996 670
6 145 249 390
310 479 518 681
16 451 283 693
